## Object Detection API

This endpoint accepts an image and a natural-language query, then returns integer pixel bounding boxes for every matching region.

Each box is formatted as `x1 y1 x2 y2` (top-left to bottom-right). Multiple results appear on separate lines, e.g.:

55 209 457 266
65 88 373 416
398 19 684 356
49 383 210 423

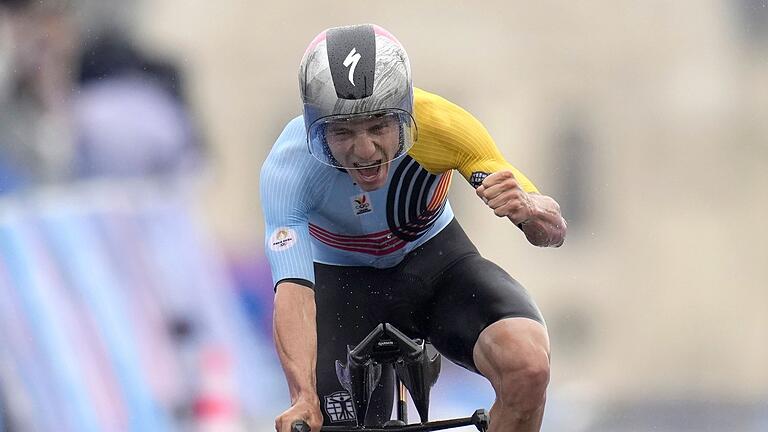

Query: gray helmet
299 24 417 169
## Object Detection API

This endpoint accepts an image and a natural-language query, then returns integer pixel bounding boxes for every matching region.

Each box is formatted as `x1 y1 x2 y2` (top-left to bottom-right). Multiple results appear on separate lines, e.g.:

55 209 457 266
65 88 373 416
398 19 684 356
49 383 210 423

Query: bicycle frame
291 323 488 432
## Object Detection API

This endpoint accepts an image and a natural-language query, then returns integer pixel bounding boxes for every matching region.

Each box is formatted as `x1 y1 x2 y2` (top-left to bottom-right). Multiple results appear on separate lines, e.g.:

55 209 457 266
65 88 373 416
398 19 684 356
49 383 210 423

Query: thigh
424 255 544 373
314 263 426 427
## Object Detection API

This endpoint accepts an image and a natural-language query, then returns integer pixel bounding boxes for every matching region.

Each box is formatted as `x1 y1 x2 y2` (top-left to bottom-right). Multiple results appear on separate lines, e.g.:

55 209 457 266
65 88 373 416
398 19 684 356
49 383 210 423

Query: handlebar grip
291 420 311 432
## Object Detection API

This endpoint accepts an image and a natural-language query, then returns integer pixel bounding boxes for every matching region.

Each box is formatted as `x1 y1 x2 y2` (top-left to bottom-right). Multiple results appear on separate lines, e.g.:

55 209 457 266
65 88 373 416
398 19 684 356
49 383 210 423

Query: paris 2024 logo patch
269 227 297 251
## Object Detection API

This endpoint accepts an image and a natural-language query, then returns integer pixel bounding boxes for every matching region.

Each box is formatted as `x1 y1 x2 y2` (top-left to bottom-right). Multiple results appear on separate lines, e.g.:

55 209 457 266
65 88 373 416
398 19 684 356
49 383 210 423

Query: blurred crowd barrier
0 2 287 430
0 180 285 432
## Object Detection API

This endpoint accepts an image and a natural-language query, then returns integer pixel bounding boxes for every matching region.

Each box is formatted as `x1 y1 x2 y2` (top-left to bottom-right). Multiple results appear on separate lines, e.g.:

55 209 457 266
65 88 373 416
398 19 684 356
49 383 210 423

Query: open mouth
353 160 382 181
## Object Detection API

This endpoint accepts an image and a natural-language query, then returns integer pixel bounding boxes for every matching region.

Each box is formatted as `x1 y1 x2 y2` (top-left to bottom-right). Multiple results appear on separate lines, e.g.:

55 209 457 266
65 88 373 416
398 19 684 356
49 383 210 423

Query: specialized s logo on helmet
343 48 361 86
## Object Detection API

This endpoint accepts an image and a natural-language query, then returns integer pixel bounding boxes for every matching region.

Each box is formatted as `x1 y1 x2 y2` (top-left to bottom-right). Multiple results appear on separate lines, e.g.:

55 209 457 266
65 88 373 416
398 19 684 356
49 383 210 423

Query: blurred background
0 0 766 431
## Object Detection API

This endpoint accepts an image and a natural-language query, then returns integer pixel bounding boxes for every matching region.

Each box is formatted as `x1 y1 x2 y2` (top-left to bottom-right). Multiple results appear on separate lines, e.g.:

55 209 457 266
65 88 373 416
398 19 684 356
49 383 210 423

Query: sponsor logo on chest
350 193 373 216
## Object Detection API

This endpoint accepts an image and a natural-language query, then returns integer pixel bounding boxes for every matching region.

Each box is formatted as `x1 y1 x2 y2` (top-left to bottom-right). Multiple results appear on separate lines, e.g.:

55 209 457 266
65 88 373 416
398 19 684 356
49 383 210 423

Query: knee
497 348 550 402
474 319 550 408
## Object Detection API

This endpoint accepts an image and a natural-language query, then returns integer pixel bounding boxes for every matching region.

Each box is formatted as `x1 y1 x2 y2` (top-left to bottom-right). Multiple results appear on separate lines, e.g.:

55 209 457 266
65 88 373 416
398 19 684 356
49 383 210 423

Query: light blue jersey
260 116 454 288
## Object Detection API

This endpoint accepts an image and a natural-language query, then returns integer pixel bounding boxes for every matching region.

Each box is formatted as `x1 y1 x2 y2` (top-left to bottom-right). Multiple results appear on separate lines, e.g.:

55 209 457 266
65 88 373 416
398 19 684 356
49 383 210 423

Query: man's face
325 113 401 191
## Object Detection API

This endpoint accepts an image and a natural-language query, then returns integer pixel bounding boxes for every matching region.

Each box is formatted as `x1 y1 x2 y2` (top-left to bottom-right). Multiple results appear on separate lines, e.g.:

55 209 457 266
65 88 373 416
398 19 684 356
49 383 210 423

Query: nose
351 133 377 160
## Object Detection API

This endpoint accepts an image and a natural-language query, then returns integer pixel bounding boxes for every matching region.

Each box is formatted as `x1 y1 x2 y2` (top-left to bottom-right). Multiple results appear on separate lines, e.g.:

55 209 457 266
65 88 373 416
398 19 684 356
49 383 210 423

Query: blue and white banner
0 181 285 431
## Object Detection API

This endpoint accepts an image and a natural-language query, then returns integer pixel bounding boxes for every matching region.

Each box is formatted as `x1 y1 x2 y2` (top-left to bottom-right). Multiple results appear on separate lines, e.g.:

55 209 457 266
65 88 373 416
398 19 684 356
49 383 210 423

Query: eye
328 128 351 138
369 120 392 135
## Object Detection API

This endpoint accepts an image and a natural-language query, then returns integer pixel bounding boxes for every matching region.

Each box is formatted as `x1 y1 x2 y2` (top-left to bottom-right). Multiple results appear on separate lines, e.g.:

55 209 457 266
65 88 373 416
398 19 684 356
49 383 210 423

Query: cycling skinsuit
261 87 544 426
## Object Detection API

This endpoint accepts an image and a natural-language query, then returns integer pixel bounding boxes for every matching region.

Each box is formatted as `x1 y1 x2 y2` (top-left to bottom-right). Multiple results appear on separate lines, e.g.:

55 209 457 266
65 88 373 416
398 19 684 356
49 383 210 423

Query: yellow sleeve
408 87 539 193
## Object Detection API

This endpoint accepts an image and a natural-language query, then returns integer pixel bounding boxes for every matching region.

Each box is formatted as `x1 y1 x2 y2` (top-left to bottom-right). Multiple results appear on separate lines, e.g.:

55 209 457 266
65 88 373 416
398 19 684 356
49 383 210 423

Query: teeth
354 160 381 168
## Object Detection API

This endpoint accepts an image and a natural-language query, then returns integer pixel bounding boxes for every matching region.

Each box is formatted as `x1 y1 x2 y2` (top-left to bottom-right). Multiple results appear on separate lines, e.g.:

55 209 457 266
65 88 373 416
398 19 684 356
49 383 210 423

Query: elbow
525 217 567 248
543 197 566 247
551 217 567 247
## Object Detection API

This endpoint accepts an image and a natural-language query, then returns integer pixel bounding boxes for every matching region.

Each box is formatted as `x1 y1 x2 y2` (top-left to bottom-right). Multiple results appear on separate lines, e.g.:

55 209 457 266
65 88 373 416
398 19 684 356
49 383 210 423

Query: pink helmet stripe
303 31 327 56
371 24 403 46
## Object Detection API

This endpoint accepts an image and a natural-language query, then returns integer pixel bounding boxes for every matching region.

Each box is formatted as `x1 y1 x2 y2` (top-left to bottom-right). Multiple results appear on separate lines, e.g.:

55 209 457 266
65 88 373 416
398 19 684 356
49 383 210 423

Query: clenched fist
475 170 534 225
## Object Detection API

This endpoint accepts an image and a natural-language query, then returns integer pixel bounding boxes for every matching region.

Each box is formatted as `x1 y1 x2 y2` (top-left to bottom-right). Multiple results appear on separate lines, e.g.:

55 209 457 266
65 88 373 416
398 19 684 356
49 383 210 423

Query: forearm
273 281 319 404
517 194 567 247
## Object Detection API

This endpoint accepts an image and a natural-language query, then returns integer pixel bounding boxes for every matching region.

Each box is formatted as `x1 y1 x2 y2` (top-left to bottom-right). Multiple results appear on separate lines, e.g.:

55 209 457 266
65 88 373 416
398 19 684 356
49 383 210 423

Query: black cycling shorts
313 218 544 426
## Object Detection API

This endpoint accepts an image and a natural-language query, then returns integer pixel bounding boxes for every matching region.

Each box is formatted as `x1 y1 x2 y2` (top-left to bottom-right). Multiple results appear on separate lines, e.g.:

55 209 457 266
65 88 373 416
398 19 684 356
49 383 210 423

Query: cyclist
261 24 566 432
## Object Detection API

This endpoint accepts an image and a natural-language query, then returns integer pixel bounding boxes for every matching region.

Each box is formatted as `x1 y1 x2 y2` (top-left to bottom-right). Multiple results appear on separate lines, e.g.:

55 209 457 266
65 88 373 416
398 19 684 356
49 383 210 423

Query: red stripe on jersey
309 226 403 249
310 230 407 255
308 223 392 241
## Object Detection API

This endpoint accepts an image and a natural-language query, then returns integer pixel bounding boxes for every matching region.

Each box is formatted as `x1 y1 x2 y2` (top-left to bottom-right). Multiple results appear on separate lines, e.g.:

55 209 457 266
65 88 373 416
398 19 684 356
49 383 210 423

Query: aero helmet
299 24 416 169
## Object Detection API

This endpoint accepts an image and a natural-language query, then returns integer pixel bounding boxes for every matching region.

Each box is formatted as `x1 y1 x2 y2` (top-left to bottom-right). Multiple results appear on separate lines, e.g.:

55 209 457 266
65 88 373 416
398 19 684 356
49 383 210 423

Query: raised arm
409 88 566 247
